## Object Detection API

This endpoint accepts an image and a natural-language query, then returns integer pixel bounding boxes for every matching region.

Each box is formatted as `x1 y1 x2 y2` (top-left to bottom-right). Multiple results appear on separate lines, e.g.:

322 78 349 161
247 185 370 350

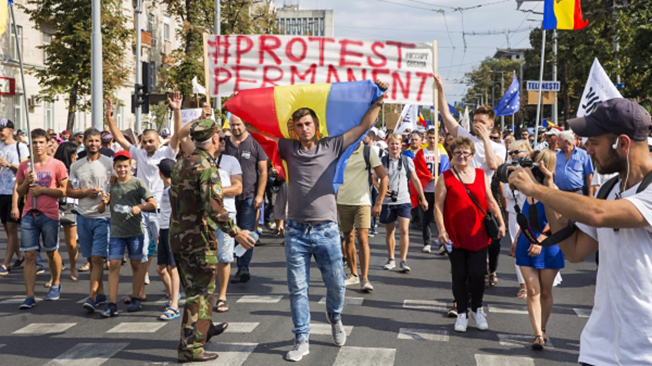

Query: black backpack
596 172 652 199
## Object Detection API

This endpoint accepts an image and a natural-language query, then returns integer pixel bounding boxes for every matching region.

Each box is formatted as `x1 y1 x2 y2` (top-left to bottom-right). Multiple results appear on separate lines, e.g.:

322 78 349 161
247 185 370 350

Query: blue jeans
77 216 110 258
20 213 60 252
217 212 237 263
285 220 346 341
142 212 160 263
235 198 256 271
370 187 378 233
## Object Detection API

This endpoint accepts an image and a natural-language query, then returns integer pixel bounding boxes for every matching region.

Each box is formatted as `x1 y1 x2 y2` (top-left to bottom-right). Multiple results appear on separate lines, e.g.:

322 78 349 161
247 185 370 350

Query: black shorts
157 229 176 267
0 195 23 225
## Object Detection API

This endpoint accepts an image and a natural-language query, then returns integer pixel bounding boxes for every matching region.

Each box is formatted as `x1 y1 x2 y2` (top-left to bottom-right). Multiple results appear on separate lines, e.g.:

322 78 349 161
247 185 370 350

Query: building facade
0 0 181 134
276 3 333 37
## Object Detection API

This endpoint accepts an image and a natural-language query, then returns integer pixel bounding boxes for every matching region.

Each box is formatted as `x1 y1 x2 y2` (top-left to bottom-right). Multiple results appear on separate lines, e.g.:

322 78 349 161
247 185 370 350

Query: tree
158 0 277 113
21 0 132 132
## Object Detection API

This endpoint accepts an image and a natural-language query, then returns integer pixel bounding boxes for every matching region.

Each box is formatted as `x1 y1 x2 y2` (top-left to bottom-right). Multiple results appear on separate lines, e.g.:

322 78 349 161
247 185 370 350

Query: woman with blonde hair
510 149 565 350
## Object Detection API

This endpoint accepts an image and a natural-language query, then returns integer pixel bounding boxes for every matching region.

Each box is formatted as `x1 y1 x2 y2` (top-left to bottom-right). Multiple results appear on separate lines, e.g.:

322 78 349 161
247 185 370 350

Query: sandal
215 299 229 313
78 262 90 272
70 269 79 282
542 328 548 343
532 335 545 350
517 288 528 299
490 272 498 287
158 307 180 321
485 274 490 288
44 280 52 288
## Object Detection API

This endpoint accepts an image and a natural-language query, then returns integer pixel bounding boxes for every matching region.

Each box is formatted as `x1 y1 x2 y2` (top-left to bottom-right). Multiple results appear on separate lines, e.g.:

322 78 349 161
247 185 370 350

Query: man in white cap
375 130 388 151
544 129 560 151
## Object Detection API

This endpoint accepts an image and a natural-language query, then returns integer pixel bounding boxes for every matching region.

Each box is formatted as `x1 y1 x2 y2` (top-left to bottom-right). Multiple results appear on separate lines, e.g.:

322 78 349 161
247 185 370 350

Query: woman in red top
434 137 505 333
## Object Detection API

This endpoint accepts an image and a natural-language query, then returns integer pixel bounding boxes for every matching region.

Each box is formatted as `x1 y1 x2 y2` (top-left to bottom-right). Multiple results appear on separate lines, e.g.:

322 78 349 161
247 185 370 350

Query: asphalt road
0 225 597 366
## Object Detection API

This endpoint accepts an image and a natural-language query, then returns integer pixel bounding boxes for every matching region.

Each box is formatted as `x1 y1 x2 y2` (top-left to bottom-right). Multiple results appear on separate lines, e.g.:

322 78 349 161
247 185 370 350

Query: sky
274 0 545 105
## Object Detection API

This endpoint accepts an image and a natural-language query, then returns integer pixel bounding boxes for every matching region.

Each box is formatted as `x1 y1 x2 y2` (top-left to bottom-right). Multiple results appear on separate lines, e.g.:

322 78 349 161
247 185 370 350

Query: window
163 14 170 41
303 18 307 35
44 100 54 130
320 18 325 36
10 25 23 60
290 19 295 35
279 19 284 34
43 33 51 64
148 13 154 32
116 105 125 129
13 96 22 129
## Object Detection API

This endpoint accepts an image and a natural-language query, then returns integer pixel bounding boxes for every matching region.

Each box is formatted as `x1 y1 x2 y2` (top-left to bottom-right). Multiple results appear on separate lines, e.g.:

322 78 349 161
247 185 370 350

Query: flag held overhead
494 74 521 117
543 0 588 30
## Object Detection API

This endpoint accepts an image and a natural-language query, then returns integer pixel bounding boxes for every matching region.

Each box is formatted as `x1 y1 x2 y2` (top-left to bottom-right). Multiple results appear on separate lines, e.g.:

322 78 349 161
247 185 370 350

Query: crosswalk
1 295 590 365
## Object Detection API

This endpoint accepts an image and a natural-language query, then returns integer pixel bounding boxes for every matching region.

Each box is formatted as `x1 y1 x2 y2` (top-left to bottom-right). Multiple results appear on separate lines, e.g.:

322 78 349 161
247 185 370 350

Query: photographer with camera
508 99 652 365
508 150 565 350
377 134 427 274
434 137 505 333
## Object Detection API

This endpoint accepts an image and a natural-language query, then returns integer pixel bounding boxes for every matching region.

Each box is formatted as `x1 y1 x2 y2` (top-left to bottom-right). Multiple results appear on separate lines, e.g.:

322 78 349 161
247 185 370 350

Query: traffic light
134 62 155 114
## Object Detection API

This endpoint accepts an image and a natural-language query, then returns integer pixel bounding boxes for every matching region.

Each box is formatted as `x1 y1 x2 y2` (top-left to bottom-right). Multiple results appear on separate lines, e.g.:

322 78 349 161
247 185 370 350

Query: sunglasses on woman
508 150 524 155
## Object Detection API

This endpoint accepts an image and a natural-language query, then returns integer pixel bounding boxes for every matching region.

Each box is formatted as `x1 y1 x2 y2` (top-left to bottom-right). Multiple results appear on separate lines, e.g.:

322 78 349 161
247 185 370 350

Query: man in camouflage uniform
170 119 256 363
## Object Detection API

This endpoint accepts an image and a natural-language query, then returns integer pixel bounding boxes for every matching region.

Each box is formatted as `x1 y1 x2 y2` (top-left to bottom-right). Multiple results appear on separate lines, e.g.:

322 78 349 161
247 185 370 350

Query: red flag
409 149 434 208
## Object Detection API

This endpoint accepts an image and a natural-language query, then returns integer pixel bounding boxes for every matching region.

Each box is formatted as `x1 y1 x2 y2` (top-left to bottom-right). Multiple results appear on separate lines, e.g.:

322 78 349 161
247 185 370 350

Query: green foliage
20 0 132 131
159 0 278 103
149 103 170 131
463 57 522 106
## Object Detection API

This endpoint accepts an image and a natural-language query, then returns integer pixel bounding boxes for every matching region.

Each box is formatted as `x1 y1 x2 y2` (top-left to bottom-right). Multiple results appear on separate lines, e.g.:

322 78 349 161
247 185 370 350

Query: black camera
496 157 545 185
389 190 398 202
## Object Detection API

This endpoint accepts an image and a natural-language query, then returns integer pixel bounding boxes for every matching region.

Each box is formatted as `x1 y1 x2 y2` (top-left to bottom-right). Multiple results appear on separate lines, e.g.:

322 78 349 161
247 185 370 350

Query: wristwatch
374 100 384 107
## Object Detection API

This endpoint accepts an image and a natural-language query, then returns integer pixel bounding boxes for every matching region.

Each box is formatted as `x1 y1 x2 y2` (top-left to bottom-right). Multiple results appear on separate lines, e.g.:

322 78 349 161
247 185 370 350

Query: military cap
190 119 218 142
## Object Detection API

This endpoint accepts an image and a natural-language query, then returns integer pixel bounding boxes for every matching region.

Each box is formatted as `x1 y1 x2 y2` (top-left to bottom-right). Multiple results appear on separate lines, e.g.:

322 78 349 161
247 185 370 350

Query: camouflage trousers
174 251 218 361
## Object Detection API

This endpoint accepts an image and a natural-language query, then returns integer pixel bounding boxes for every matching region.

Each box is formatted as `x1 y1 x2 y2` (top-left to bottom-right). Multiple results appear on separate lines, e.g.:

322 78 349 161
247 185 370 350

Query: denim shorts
217 212 237 263
77 215 110 258
379 203 412 224
109 236 144 261
20 212 60 252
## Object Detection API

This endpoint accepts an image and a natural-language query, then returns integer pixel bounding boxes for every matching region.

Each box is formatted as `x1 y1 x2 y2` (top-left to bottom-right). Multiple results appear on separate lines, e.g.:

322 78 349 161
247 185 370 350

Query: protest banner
203 34 437 105
577 58 622 117
179 108 215 127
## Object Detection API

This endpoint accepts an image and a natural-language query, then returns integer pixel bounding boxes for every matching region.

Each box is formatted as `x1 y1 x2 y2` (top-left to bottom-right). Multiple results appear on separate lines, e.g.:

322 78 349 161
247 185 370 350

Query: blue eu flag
494 74 520 117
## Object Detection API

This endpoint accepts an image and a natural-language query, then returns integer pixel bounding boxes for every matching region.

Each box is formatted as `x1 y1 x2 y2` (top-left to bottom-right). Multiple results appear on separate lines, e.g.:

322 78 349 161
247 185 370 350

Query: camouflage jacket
169 148 238 254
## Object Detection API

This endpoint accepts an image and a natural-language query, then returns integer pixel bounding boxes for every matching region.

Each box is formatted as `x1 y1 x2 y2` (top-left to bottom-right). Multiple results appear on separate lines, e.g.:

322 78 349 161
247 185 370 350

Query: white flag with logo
395 104 418 135
577 58 623 117
192 76 206 95
460 106 470 131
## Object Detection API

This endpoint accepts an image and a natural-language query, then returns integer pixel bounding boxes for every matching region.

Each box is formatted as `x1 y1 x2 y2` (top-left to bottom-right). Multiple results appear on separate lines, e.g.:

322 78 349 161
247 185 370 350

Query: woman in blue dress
510 150 565 351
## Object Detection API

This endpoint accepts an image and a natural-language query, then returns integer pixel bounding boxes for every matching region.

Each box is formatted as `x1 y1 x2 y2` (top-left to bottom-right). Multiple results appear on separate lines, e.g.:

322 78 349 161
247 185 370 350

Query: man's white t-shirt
129 145 176 205
216 154 242 215
457 126 506 182
576 181 652 365
69 155 114 219
159 186 171 229
0 141 29 195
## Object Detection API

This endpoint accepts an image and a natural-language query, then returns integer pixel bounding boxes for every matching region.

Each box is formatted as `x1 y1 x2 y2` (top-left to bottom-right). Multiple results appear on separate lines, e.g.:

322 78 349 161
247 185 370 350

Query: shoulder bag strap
451 167 487 216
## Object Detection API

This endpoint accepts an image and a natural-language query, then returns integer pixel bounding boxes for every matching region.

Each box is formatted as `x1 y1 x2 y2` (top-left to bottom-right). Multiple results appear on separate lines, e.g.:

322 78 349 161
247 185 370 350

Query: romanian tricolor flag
417 112 426 129
224 80 384 191
543 0 588 30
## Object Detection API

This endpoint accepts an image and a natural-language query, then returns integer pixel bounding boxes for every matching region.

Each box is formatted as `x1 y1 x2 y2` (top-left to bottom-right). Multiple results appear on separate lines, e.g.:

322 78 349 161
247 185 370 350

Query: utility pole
134 0 142 133
214 0 221 126
552 29 558 126
91 0 103 129
613 0 621 85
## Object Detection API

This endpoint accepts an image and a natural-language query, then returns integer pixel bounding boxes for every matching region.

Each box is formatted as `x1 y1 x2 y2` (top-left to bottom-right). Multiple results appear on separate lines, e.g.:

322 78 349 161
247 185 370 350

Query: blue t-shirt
554 148 594 191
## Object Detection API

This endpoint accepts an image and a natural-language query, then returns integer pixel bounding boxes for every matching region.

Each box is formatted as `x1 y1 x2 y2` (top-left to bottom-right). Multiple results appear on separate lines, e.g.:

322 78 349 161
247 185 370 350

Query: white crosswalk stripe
398 328 449 341
573 308 591 318
236 295 283 303
14 323 76 334
497 333 555 348
475 354 535 366
106 322 166 333
1 296 43 304
319 296 363 306
44 342 128 366
310 323 354 336
487 304 528 315
195 342 258 366
0 344 5 350
224 322 260 333
333 346 396 366
403 299 449 311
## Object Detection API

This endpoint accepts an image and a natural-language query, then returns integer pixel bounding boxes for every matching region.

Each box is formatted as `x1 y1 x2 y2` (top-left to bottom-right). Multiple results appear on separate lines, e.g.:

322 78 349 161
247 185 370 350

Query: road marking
475 354 535 366
573 308 591 318
45 342 128 366
224 322 260 333
333 346 396 366
236 295 283 303
106 322 166 333
0 296 42 304
77 297 89 304
398 328 449 342
0 344 5 349
14 323 76 334
319 297 363 306
487 304 528 315
403 300 449 311
196 342 258 366
310 323 354 336
497 334 555 348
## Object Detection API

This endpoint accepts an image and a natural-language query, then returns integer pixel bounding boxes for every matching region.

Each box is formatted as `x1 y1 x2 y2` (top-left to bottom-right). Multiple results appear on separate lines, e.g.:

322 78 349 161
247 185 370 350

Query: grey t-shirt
224 134 268 200
382 155 415 205
278 135 344 222
108 177 152 238
69 155 114 219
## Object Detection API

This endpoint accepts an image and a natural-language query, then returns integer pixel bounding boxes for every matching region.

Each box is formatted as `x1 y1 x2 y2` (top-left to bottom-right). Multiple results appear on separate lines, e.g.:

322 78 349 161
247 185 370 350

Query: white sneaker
422 245 432 253
345 274 360 287
454 313 468 332
383 259 396 270
144 274 150 285
470 308 488 330
438 245 447 255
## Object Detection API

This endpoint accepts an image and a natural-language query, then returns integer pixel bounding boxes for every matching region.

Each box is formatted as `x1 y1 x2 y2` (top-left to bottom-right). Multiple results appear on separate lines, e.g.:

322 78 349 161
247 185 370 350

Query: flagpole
9 1 37 210
431 40 439 180
534 27 546 144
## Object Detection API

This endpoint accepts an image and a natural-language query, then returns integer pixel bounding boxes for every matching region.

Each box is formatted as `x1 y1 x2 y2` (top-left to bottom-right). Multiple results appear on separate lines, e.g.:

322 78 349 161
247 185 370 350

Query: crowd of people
1 73 652 365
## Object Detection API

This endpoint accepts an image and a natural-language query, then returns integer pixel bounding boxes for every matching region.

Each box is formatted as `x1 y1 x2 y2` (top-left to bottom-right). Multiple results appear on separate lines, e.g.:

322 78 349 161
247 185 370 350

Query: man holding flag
227 80 388 362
